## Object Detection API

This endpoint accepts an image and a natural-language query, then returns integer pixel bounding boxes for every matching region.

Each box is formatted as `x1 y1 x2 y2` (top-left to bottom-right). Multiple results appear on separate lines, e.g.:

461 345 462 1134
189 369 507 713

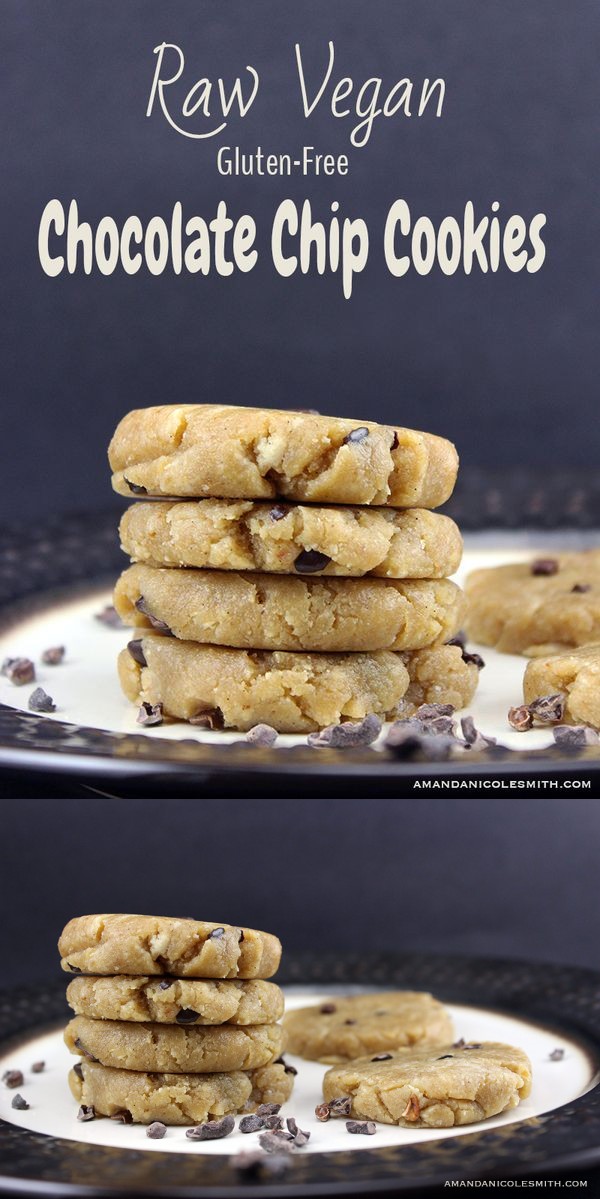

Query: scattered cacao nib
73 1063 84 1081
176 1008 199 1025
549 1048 565 1061
460 715 497 751
158 980 173 989
554 725 599 748
41 646 65 666
146 1121 166 1138
124 478 148 495
308 713 382 748
239 1113 266 1133
531 557 559 576
190 707 224 729
1 657 35 685
508 705 534 732
28 687 56 713
186 1115 235 1141
346 1119 376 1135
417 703 455 721
415 704 457 736
31 1061 45 1074
94 604 124 628
110 1109 133 1124
135 596 173 636
371 1053 393 1061
274 1056 297 1076
461 650 486 670
74 1039 99 1063
255 1103 281 1117
67 963 82 973
286 1117 310 1146
316 1095 352 1120
269 505 287 522
11 1094 29 1110
315 1102 331 1122
262 1115 284 1131
401 1095 421 1122
3 1070 24 1089
77 1104 95 1122
320 1003 337 1014
572 583 591 593
384 722 455 761
437 1055 454 1060
390 431 399 450
528 693 566 724
127 640 147 667
235 1149 290 1177
294 549 332 574
258 1130 295 1154
136 701 163 727
246 723 278 747
343 427 369 445
208 926 225 940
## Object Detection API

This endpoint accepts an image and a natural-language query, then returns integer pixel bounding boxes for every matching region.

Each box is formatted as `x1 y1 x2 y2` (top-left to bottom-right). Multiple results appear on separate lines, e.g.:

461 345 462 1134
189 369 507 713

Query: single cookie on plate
119 500 463 579
114 564 466 653
65 1015 283 1073
323 1041 532 1128
465 551 600 655
283 992 453 1064
59 915 281 979
524 644 600 728
109 405 459 509
66 975 284 1026
118 639 478 733
69 1059 294 1125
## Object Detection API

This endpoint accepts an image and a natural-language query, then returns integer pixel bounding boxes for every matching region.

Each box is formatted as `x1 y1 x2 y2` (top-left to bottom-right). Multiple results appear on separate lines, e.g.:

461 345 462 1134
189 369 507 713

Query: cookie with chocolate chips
524 643 600 729
64 1015 283 1073
283 992 453 1064
66 975 284 1026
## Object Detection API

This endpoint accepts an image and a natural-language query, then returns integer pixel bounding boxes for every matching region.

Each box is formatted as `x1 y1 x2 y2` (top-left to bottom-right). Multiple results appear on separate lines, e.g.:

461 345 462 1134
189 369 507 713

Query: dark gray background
1 0 599 524
2 795 600 986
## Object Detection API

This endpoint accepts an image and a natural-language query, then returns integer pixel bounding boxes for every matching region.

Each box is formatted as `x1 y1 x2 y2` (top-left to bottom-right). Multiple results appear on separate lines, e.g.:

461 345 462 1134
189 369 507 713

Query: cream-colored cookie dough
114 564 466 653
109 405 458 509
465 551 600 655
66 975 284 1026
69 1059 294 1125
65 1015 283 1073
119 500 463 579
524 644 600 727
118 639 477 733
283 992 453 1064
59 915 281 979
323 1041 532 1128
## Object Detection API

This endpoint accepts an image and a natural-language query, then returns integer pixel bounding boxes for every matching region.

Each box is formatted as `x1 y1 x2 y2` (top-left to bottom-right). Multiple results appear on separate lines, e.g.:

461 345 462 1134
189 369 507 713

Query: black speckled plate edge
0 512 600 797
1 953 600 1197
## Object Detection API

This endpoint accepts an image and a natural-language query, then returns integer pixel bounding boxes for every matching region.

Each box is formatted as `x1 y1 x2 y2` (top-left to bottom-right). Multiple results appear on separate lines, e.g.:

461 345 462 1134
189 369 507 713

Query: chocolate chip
135 596 173 636
256 1104 281 1117
461 650 486 670
74 1038 99 1063
346 1119 376 1135
110 1109 133 1123
554 725 599 748
269 505 287 522
28 687 56 713
549 1048 565 1061
147 1121 166 1138
186 1115 235 1141
294 549 332 574
343 1019 357 1025
245 723 278 747
371 1053 393 1061
3 1070 24 1089
572 583 591 593
31 1061 45 1074
158 980 173 990
11 1094 29 1110
343 427 369 445
274 1055 297 1076
308 713 382 748
94 604 124 628
124 478 147 495
73 1063 84 1080
66 963 82 973
460 715 497 751
208 926 225 940
176 1008 199 1025
531 558 559 576
41 646 65 666
437 1054 454 1060
320 1003 337 1014
238 930 245 942
446 633 466 650
1 658 35 685
190 707 224 729
77 1104 95 1121
390 431 399 450
528 693 566 723
127 640 147 667
508 705 534 732
239 1114 267 1133
136 701 163 727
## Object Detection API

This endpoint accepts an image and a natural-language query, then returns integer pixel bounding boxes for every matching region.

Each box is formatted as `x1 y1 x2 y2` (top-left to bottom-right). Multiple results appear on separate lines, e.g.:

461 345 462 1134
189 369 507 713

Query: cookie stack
59 914 293 1126
109 405 478 732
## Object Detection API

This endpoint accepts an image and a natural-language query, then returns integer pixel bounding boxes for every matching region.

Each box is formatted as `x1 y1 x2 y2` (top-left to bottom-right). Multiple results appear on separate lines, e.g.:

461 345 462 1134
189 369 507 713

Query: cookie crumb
294 549 332 574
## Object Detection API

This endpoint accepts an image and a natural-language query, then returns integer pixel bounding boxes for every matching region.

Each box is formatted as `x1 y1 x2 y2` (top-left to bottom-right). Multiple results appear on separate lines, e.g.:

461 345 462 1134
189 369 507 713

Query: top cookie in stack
109 406 477 732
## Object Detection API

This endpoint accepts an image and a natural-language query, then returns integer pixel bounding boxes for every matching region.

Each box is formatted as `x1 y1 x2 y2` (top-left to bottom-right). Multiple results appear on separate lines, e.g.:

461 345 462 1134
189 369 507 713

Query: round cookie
114 564 466 653
59 914 281 979
524 644 600 728
323 1041 532 1128
283 992 453 1064
65 1015 283 1073
120 500 463 580
109 405 459 509
465 550 600 655
66 975 284 1026
118 639 478 733
69 1059 294 1125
